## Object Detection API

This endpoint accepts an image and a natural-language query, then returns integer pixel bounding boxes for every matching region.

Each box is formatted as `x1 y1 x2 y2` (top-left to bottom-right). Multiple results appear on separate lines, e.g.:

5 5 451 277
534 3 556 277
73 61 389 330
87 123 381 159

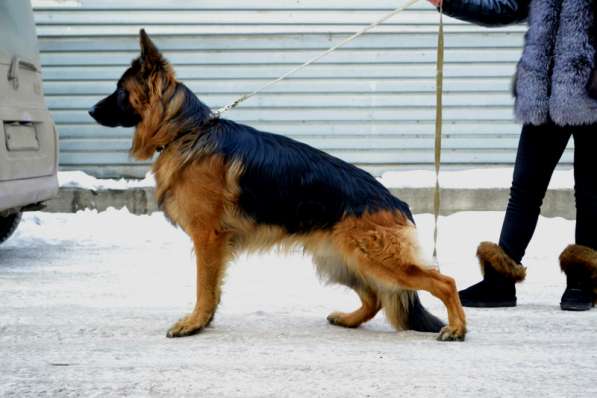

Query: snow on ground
1 209 595 397
58 168 575 191
58 171 156 190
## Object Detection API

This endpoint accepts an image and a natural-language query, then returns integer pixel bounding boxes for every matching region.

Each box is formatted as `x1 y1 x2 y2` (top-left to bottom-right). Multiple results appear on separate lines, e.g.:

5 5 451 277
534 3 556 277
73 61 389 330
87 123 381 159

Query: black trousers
499 122 597 264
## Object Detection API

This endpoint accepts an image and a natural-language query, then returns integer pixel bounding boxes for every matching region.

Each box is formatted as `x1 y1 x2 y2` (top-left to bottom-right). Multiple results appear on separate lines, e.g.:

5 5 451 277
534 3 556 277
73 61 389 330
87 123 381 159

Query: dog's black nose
88 105 97 118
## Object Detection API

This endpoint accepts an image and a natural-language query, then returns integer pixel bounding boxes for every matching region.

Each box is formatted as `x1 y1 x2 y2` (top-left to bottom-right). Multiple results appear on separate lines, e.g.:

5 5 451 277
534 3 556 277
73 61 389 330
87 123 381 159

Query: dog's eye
116 89 129 107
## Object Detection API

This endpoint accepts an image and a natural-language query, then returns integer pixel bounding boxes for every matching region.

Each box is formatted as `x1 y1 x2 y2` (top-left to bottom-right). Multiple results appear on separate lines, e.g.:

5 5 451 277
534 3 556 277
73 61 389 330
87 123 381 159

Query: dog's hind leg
360 259 465 341
167 229 230 338
327 285 381 328
333 212 466 341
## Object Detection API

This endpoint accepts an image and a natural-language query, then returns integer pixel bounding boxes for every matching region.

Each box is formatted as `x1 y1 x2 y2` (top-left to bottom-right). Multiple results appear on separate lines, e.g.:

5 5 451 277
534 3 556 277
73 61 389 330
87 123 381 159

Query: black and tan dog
89 30 466 341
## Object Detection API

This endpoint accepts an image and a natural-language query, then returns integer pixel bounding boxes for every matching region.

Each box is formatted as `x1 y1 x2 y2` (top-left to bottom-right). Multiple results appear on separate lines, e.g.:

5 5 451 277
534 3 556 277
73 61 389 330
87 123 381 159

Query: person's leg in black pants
498 123 571 263
558 126 597 311
459 122 571 307
573 126 597 251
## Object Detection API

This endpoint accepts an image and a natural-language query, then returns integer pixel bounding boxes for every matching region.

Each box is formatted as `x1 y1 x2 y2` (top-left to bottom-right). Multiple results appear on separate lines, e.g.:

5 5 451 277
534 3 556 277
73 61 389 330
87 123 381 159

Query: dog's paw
326 312 360 328
437 325 466 342
166 314 207 338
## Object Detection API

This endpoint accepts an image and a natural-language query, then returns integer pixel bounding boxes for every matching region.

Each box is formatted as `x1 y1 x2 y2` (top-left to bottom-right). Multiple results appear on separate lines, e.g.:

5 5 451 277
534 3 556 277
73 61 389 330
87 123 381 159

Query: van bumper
0 174 58 212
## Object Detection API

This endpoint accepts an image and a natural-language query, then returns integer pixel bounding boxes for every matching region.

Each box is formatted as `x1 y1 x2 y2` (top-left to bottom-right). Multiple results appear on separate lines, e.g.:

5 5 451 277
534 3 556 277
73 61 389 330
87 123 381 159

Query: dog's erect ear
139 29 162 63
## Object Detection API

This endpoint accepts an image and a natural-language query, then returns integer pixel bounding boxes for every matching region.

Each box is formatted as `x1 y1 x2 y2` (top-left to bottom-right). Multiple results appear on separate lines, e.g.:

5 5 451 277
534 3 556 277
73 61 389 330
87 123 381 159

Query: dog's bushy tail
381 290 444 333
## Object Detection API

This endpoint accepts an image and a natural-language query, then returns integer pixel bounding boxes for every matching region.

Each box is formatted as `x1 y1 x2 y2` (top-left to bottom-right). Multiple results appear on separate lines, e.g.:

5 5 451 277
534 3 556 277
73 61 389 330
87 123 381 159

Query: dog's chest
155 180 184 227
153 160 188 229
153 153 231 234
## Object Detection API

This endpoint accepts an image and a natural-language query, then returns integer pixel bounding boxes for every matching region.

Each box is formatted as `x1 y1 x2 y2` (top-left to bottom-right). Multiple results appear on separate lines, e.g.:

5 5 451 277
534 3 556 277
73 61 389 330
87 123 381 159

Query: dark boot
559 245 597 311
459 242 527 308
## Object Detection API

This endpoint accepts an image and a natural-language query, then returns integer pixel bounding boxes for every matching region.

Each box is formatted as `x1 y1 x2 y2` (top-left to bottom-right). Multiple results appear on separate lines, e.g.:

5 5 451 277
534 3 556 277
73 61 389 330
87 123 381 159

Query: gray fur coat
515 0 597 126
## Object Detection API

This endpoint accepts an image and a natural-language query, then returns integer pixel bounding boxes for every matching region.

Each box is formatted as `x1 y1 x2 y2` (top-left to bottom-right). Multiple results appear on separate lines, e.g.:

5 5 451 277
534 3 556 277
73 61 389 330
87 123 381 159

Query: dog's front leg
167 229 229 338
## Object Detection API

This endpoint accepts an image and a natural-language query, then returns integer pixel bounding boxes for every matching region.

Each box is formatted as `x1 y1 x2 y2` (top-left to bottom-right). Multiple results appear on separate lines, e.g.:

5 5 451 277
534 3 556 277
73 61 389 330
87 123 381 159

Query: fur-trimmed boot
559 245 597 311
459 242 527 308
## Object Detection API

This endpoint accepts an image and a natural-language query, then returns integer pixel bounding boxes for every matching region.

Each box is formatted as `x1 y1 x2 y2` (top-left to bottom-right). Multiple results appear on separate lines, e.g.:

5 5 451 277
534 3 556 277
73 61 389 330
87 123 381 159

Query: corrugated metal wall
32 0 573 178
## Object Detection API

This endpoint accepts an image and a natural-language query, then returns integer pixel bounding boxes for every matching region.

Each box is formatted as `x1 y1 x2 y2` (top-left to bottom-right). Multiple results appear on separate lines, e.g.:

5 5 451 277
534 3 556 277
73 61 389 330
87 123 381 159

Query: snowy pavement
1 210 595 397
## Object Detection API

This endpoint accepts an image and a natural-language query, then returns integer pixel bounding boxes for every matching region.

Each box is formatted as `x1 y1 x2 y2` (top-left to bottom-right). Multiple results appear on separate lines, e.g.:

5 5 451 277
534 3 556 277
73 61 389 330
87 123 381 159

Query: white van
0 0 59 243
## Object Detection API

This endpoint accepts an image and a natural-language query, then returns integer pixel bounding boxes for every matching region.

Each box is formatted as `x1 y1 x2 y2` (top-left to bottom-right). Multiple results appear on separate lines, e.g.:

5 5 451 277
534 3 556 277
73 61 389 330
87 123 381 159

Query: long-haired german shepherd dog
89 30 466 341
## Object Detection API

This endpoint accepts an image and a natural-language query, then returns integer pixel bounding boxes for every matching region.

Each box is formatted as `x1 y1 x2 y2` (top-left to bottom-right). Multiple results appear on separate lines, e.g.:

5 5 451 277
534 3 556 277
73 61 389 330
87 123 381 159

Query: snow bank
58 168 574 191
379 168 574 189
10 207 187 247
58 171 156 190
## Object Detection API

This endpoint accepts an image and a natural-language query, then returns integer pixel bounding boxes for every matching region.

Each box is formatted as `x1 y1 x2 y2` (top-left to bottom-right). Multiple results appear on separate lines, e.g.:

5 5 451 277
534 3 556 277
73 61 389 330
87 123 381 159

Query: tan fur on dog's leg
364 261 466 341
400 267 466 341
333 211 466 341
327 286 381 328
167 230 229 338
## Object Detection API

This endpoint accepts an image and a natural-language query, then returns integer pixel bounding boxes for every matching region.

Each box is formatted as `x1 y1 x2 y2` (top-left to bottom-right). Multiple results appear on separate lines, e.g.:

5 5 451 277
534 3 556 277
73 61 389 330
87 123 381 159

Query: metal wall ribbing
33 0 567 178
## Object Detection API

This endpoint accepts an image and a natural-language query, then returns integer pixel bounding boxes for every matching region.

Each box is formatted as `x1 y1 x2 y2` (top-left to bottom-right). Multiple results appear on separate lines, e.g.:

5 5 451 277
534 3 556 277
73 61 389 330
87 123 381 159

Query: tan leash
212 0 422 117
431 4 444 269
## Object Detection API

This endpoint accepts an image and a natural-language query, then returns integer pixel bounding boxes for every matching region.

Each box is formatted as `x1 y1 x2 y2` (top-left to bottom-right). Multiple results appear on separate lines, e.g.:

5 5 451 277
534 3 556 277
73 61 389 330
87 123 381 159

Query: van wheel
0 212 22 244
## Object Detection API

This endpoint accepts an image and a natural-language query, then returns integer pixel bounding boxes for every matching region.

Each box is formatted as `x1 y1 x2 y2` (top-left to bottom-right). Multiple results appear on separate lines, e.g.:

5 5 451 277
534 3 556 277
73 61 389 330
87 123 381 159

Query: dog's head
89 29 178 159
